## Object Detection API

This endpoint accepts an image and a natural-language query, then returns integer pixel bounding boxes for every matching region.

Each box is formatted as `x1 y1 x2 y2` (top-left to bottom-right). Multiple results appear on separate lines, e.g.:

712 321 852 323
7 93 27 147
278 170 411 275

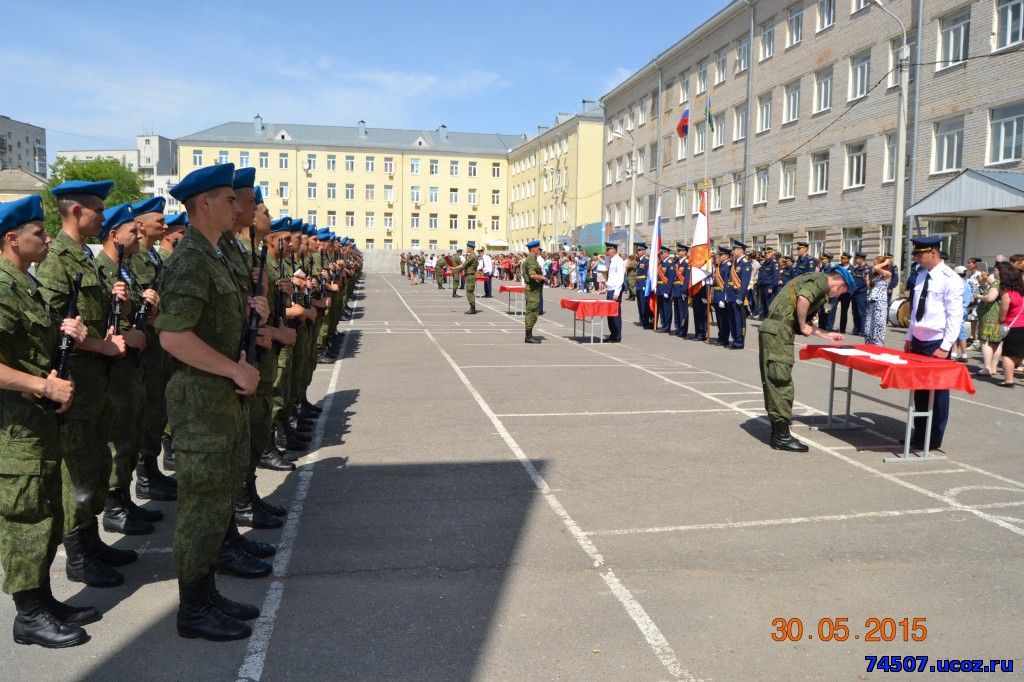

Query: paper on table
821 347 870 356
865 352 908 365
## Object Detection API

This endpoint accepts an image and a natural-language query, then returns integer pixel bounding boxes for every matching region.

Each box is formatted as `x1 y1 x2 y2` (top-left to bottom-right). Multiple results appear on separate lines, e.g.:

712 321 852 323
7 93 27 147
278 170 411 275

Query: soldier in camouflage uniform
156 212 186 472
758 269 852 452
450 250 463 297
36 180 132 588
158 164 268 641
0 195 97 648
523 240 545 343
450 241 478 314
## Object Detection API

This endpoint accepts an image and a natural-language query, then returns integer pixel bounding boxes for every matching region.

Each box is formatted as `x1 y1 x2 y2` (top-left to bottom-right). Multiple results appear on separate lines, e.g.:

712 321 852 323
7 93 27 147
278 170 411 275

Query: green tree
43 157 145 236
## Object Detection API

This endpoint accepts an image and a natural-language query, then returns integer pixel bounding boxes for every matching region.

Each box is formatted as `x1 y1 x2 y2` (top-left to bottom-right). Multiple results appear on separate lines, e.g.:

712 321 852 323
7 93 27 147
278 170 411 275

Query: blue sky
2 0 730 166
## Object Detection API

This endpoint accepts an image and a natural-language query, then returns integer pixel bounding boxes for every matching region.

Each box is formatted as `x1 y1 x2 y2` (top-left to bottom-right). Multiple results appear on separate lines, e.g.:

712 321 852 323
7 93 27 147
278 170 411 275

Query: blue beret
634 242 647 250
304 224 317 237
99 203 134 240
718 245 732 255
604 241 618 249
165 212 188 229
270 217 292 233
254 186 264 204
833 266 856 291
467 241 476 248
290 219 303 233
731 239 747 249
131 196 166 216
526 239 541 249
50 179 114 200
316 228 332 240
340 237 349 245
170 163 235 202
0 195 45 237
232 167 256 190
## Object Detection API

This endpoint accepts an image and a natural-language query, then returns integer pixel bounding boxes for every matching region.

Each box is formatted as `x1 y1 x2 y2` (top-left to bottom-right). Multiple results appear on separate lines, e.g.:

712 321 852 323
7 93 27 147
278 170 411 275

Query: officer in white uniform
604 242 625 342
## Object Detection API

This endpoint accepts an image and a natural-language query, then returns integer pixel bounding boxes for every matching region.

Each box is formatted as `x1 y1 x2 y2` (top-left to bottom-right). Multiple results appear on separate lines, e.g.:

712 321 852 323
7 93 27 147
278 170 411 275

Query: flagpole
704 94 712 345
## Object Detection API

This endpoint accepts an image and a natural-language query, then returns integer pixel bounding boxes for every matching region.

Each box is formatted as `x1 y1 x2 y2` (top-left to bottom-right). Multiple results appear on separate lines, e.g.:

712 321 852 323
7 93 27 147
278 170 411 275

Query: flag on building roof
704 97 715 133
676 108 690 138
688 189 711 296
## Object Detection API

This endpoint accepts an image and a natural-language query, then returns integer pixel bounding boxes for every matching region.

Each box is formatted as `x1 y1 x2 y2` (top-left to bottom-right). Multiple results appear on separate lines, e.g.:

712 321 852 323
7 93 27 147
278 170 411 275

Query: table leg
922 390 935 456
811 362 858 431
883 389 947 463
506 291 511 314
825 363 837 428
843 366 853 423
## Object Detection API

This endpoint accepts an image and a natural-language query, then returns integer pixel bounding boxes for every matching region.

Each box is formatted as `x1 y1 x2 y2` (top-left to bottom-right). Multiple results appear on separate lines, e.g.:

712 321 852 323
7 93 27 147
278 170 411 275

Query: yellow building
0 169 45 203
177 117 519 251
507 104 605 252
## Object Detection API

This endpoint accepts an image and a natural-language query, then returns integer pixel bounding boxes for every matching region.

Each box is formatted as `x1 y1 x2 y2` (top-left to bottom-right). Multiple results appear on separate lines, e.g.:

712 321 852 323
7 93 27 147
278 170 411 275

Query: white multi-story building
0 115 47 177
58 134 180 211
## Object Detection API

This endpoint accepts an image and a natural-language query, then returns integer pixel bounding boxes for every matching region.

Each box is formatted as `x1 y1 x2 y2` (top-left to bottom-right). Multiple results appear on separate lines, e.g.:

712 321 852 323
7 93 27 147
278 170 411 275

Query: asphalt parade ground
3 273 1022 681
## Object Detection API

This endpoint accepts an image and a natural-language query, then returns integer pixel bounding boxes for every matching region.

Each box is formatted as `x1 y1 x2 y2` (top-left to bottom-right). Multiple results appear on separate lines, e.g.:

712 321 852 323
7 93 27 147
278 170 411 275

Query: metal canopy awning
906 168 1024 218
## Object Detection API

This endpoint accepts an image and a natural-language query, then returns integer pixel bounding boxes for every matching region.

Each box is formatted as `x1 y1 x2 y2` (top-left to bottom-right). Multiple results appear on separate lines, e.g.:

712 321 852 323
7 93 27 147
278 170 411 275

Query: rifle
239 243 268 362
131 258 162 331
248 225 258 271
41 273 83 411
105 244 125 334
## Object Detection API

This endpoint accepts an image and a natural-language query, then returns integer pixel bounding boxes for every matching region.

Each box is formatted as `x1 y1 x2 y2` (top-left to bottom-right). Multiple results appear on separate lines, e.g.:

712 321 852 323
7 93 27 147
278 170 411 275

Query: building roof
906 168 1024 218
177 120 525 156
0 168 46 193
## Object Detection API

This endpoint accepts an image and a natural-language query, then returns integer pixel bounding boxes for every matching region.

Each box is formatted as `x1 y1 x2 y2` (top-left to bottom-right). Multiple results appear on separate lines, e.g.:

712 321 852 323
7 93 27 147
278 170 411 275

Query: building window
691 183 701 215
679 73 689 103
843 227 863 255
755 167 769 204
429 159 439 175
410 185 420 203
712 117 725 148
192 149 203 166
327 211 337 227
411 213 420 229
761 21 775 60
677 135 687 160
710 178 722 211
384 213 393 229
468 189 477 205
638 98 649 126
279 153 288 170
259 152 269 169
938 10 970 69
817 0 835 31
429 214 438 229
410 158 420 175
736 37 750 73
807 229 826 257
448 160 458 176
933 116 964 172
849 52 870 100
788 4 804 46
428 186 439 203
449 214 458 230
605 161 613 185
734 105 748 141
279 182 290 200
996 0 1024 50
307 182 317 199
385 185 395 203
365 239 374 250
327 155 336 171
259 181 270 199
814 67 833 112
811 152 830 194
853 0 870 12
778 232 794 255
491 189 501 205
428 239 438 249
327 183 337 199
365 184 375 201
697 61 708 93
884 133 897 182
675 187 686 216
365 212 375 228
989 101 1024 163
307 210 317 224
731 172 744 208
218 150 229 164
467 216 477 231
715 50 727 85
344 184 355 200
492 162 501 178
695 122 707 154
784 81 800 123
306 153 317 171
345 211 354 228
881 224 894 254
410 239 419 249
845 142 866 188
491 216 500 231
449 188 458 203
239 151 250 168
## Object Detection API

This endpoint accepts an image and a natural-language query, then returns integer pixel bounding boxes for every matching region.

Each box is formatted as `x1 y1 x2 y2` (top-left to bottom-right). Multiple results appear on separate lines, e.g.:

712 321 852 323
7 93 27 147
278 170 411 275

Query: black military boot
276 422 309 451
63 528 124 587
176 577 251 641
226 519 276 559
250 478 287 518
300 398 322 417
258 445 295 472
125 495 163 523
135 454 177 501
84 522 138 567
161 434 176 471
525 330 541 344
12 589 89 648
215 539 272 578
41 578 101 626
292 415 315 433
769 421 810 452
208 573 259 621
234 484 284 530
283 418 313 440
464 303 477 315
103 489 155 535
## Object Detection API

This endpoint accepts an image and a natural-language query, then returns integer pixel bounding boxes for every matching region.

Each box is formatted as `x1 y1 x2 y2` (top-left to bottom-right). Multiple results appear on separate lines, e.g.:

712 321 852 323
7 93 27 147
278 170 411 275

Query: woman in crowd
864 255 892 346
974 269 1004 377
408 253 420 285
997 261 1024 387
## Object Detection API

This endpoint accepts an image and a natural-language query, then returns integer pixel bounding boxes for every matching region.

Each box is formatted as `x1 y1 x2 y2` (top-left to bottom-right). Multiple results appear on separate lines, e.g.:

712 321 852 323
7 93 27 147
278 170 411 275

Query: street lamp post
874 0 909 272
612 130 638 255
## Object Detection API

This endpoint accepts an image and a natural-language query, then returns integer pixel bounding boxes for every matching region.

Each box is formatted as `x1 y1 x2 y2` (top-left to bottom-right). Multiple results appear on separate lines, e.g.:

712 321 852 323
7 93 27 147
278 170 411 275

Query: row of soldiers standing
0 163 361 647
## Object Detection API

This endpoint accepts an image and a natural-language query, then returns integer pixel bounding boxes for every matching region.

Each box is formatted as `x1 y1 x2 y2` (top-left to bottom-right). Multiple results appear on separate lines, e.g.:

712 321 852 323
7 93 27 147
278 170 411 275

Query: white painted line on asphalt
424 329 692 681
704 391 764 396
237 331 351 682
496 408 736 418
380 274 423 325
890 468 971 476
460 363 624 369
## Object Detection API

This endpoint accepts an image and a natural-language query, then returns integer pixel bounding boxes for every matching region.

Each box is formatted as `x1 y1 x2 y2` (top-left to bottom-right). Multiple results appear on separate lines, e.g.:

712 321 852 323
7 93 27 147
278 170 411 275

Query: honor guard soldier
712 245 733 346
460 241 479 314
523 240 544 343
759 266 854 451
633 242 651 328
850 252 870 335
757 248 779 319
672 243 690 337
793 242 814 276
655 245 673 332
36 179 133 589
603 241 625 342
0 195 98 648
158 164 268 641
728 240 752 349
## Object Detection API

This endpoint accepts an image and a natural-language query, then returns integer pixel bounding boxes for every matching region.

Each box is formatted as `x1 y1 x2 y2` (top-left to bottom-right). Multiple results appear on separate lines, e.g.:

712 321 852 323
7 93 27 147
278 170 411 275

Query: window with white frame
779 232 794 255
996 0 1024 50
989 101 1024 163
710 177 722 211
933 116 964 172
307 182 317 199
428 214 438 229
758 94 772 132
327 211 336 227
446 160 457 176
731 172 744 207
715 50 727 84
409 158 420 175
279 182 290 200
638 98 648 125
259 180 269 199
428 159 438 175
852 0 870 12
888 36 917 87
428 186 438 203
938 11 970 69
814 67 833 112
239 151 250 168
713 117 725 148
365 212 375 228
449 187 458 203
307 210 317 224
781 160 797 199
449 214 458 230
365 156 374 172
695 122 707 154
811 152 829 193
410 185 420 203
467 216 477 231
736 37 750 73
279 153 288 169
849 51 870 100
884 133 897 181
881 224 894 254
410 213 420 229
843 227 863 254
492 162 501 178
784 81 800 122
306 153 317 171
345 184 355 200
675 187 686 216
491 189 501 205
345 211 354 227
637 146 647 172
384 185 394 203
467 188 477 205
218 150 229 165
691 183 702 215
384 157 394 174
677 135 687 160
365 184 375 201
698 62 708 93
817 0 835 31
626 108 635 130
788 4 804 46
192 149 203 166
679 73 689 103
258 152 268 168
327 155 336 171
755 167 769 204
491 216 500 231
734 105 748 141
345 155 355 171
761 21 775 60
807 229 826 257
845 142 866 188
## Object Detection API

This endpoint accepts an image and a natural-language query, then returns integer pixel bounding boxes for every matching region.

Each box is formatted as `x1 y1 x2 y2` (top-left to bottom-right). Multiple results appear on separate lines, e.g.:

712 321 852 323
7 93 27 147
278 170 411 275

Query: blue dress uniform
728 241 752 348
757 253 779 318
793 242 814 276
712 246 732 345
691 262 709 341
780 262 795 286
634 244 651 329
656 246 673 332
850 253 870 335
672 244 690 337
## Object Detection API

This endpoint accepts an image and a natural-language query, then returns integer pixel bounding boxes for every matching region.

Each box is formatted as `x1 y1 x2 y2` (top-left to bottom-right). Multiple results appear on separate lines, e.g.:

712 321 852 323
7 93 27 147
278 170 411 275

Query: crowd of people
0 167 362 647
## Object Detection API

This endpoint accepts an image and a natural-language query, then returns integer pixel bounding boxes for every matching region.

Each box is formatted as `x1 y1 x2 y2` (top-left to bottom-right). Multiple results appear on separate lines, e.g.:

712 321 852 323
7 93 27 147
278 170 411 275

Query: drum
888 297 910 328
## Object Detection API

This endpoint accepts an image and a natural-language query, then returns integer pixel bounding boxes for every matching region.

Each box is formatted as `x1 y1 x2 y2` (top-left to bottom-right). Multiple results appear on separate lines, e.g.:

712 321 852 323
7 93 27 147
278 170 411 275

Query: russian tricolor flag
676 108 689 138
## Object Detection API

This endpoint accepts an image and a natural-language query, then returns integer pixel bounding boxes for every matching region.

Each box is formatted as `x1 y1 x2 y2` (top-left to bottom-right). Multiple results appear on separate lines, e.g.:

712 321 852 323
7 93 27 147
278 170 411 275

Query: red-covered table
560 298 620 343
799 343 975 462
499 283 525 315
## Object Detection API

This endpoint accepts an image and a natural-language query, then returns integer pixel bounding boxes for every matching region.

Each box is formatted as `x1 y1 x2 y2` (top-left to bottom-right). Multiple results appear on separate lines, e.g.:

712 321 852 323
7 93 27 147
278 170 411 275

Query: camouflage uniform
450 254 462 297
0 257 63 594
269 252 295 427
463 251 478 309
127 247 166 468
219 233 253 498
523 254 543 335
35 232 111 532
155 228 246 582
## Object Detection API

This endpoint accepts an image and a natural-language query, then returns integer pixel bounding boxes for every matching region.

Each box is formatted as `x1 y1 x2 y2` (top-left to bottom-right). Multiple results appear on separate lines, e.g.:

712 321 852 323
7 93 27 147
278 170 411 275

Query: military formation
0 164 362 646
